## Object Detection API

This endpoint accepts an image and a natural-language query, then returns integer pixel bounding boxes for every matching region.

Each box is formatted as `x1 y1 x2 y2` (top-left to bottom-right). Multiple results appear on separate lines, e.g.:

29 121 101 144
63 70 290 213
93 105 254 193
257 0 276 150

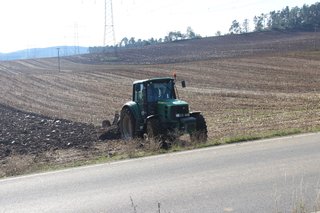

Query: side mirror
181 80 186 88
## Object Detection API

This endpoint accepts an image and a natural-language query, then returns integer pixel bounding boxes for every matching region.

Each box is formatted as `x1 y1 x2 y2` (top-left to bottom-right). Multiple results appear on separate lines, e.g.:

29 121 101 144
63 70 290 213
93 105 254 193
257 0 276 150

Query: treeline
89 27 201 53
89 2 320 53
229 2 320 34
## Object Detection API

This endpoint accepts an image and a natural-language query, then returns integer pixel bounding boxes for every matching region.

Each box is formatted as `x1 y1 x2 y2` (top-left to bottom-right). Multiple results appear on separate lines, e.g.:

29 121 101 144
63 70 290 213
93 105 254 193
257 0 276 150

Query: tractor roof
133 77 174 85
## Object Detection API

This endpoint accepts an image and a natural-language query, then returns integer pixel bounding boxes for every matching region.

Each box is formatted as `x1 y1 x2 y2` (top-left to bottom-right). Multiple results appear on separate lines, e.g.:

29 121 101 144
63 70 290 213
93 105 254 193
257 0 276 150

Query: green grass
187 127 320 151
224 128 303 144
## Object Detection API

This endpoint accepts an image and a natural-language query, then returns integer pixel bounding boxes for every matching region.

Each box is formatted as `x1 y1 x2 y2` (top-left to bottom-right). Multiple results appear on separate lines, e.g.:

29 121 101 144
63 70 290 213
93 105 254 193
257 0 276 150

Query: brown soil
0 103 97 158
1 31 320 177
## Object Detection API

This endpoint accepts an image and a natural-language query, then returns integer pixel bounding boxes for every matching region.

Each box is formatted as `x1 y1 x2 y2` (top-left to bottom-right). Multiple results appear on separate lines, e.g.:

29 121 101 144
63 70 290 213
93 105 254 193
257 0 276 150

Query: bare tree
242 19 250 33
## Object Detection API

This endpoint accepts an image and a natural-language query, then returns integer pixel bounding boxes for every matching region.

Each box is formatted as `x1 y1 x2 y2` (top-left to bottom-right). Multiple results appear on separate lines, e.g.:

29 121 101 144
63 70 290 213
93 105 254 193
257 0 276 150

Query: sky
0 0 318 53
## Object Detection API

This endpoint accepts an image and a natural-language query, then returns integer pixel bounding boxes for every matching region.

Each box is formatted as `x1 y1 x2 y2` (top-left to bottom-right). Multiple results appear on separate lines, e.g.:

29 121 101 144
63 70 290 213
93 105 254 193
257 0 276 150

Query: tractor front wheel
146 118 162 141
146 118 171 148
190 113 208 143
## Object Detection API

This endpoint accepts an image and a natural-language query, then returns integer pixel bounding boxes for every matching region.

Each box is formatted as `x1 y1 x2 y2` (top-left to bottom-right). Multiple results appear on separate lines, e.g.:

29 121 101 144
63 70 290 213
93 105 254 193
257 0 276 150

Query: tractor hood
157 99 188 107
157 99 190 120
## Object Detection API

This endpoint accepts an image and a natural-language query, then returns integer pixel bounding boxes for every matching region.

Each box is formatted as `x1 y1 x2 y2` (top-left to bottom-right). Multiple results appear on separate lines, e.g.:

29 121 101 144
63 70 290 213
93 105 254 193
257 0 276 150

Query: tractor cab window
147 81 174 102
134 83 144 105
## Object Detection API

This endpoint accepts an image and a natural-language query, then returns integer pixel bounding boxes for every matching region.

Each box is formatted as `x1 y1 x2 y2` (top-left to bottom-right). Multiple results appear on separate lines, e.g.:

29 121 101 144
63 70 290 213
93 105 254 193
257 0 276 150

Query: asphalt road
1 133 320 213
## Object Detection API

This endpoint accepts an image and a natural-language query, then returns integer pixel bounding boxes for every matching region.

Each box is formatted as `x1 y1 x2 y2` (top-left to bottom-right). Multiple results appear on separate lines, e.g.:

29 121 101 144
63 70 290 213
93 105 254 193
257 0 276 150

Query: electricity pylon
103 0 116 47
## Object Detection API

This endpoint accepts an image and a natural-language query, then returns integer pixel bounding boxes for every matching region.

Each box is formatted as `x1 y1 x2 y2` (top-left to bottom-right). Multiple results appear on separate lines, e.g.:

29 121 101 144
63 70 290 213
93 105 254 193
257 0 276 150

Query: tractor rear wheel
119 107 136 140
190 113 208 142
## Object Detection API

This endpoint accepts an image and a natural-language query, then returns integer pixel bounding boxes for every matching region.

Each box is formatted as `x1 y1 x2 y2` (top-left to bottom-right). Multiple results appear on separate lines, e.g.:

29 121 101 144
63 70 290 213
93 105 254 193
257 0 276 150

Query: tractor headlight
176 113 189 118
176 114 183 118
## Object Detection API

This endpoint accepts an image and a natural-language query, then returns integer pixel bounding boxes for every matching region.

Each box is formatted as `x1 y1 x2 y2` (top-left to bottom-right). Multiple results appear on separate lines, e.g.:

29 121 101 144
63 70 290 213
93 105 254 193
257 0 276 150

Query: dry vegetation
1 31 320 177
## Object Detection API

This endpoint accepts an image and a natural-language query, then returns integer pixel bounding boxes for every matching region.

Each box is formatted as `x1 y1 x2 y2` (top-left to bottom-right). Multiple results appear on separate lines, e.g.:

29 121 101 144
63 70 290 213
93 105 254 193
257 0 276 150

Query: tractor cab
133 78 177 118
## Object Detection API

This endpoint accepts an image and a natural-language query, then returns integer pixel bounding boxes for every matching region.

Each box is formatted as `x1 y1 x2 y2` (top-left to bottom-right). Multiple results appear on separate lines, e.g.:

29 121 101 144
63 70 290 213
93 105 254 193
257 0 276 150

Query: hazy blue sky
0 0 318 53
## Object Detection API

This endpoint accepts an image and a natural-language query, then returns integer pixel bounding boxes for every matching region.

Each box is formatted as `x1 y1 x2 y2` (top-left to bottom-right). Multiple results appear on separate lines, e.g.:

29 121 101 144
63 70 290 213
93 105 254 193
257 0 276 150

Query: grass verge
1 127 320 179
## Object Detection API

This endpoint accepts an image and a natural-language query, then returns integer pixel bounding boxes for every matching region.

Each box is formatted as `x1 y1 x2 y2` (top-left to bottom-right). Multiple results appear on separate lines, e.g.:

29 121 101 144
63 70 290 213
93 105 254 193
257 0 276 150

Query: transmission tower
103 0 116 47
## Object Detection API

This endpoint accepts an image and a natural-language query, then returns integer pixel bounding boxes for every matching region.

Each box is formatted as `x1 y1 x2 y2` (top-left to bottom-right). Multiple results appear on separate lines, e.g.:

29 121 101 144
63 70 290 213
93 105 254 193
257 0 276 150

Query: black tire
119 107 136 140
146 118 162 140
190 113 208 143
146 118 170 149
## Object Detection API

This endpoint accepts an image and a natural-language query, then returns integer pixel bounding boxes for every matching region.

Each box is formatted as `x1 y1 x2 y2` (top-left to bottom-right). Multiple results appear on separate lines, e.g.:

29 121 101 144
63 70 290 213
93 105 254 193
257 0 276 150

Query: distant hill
70 31 320 65
0 46 88 61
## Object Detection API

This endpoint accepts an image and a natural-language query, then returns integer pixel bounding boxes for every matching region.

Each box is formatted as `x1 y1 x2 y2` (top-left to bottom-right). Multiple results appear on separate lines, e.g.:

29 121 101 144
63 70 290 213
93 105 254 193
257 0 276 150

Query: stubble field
1 31 320 177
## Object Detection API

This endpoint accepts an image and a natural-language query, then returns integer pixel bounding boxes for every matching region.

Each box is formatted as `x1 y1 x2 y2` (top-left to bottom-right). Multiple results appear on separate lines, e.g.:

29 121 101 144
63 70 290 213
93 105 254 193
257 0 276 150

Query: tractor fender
122 101 139 118
146 114 159 121
190 111 201 116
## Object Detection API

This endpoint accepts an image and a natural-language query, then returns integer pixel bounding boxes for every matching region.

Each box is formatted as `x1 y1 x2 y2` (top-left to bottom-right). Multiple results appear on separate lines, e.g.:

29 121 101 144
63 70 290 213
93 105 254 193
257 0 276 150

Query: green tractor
119 77 207 145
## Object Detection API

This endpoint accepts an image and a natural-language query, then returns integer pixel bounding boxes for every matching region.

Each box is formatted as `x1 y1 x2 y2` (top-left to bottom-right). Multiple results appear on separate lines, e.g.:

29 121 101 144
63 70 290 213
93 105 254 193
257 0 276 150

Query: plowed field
1 31 320 177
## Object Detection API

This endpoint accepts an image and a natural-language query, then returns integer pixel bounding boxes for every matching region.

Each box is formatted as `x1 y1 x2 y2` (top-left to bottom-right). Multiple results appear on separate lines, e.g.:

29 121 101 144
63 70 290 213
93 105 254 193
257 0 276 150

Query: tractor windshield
147 80 175 102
